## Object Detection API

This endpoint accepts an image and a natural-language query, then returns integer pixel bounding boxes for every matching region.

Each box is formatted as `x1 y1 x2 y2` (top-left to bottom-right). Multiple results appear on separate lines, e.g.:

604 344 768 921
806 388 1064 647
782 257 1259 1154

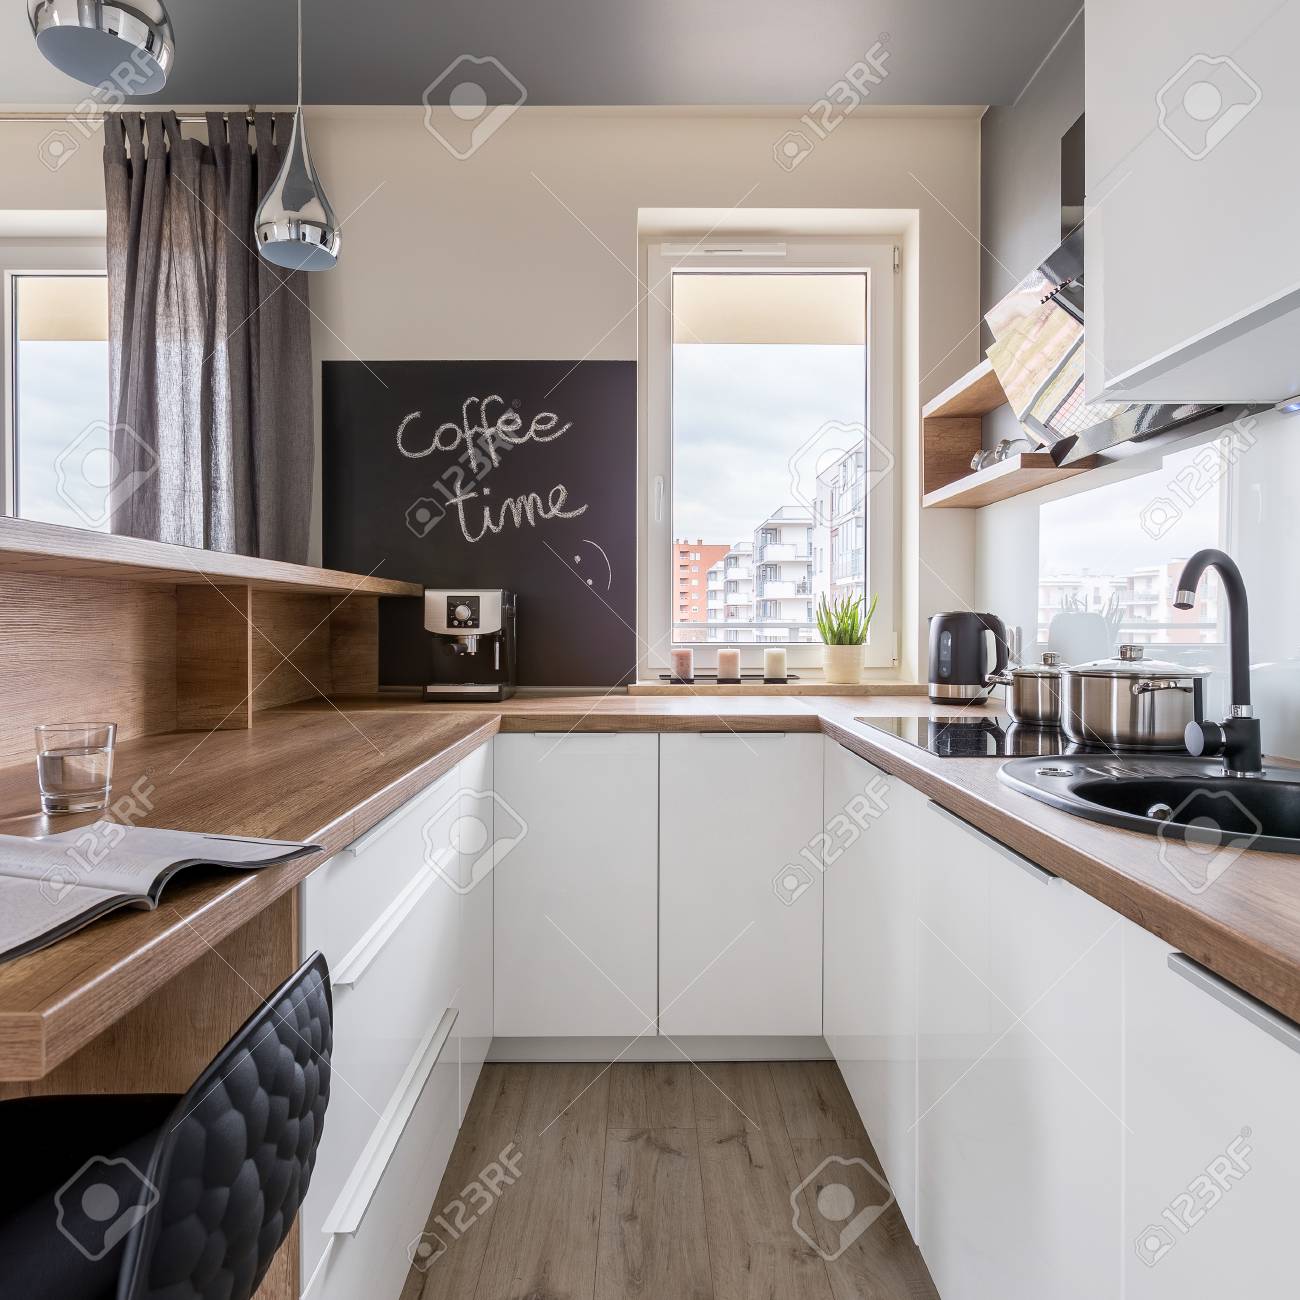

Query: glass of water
35 723 117 814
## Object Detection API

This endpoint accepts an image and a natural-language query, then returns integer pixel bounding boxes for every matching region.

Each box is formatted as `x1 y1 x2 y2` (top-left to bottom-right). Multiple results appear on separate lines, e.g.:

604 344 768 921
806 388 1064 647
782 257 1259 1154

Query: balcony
757 542 810 564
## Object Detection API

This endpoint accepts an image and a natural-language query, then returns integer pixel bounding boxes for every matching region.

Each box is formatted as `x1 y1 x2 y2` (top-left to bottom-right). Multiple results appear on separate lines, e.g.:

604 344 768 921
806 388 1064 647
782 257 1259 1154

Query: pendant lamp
29 0 174 94
255 0 340 272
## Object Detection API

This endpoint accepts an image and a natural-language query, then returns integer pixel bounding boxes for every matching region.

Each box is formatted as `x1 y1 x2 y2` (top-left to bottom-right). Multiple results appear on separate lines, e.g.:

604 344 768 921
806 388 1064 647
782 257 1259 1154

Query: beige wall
0 105 982 678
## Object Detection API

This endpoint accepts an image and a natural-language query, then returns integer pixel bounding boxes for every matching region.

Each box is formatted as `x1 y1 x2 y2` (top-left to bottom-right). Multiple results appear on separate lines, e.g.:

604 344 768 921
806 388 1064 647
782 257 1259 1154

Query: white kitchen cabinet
492 733 659 1037
1123 920 1300 1294
916 801 1123 1300
455 740 493 1120
659 732 822 1037
822 738 923 1235
300 762 469 1298
1086 0 1300 401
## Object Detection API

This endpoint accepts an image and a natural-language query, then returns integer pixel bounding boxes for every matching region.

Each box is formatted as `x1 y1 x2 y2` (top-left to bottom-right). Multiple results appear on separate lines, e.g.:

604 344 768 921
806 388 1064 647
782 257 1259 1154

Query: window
5 272 110 528
641 238 896 675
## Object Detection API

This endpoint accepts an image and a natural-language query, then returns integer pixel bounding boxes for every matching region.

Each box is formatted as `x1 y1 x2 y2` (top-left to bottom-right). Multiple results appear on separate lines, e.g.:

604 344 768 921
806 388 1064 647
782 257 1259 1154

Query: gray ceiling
3 0 1079 107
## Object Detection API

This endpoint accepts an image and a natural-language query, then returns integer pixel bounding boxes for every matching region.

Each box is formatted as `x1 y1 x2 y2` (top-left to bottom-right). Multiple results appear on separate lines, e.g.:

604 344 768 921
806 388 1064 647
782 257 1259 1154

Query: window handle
653 475 664 523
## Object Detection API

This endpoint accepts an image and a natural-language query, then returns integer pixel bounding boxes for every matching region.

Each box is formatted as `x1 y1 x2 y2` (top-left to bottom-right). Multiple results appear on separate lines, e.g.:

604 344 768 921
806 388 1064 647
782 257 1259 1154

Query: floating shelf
921 359 1101 509
922 451 1101 509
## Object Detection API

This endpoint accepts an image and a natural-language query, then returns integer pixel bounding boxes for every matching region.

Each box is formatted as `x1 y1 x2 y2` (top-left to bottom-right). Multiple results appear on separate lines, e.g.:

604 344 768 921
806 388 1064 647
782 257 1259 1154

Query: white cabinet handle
331 852 455 989
344 771 458 857
1168 953 1300 1055
926 800 1056 885
696 731 788 738
321 1006 459 1236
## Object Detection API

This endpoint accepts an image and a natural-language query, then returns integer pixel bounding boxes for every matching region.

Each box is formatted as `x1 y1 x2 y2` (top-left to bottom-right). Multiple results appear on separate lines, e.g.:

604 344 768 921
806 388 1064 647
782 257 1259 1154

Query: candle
763 647 787 682
717 648 741 682
670 648 695 683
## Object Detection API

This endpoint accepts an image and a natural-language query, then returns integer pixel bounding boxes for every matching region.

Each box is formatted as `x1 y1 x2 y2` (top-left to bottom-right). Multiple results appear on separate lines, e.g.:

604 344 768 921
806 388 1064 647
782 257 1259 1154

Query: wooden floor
400 1060 938 1300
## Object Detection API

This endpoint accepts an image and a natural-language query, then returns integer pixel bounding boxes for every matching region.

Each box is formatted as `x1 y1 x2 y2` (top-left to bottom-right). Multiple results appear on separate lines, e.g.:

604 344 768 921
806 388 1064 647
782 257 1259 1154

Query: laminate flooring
399 1060 938 1300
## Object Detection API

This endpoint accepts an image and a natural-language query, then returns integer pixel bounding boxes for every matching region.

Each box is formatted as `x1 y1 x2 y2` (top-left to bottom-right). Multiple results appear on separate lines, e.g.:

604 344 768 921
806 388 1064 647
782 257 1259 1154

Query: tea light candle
670 648 695 683
716 648 741 682
763 647 787 682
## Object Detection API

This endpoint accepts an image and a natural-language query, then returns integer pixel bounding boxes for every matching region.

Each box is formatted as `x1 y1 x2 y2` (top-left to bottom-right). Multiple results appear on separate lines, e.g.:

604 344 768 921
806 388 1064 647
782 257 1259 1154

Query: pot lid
1067 643 1211 679
1009 651 1063 678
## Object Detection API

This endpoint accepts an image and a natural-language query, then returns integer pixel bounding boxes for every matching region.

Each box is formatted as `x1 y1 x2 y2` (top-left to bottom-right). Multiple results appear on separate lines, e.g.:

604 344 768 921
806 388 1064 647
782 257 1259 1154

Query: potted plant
815 591 878 684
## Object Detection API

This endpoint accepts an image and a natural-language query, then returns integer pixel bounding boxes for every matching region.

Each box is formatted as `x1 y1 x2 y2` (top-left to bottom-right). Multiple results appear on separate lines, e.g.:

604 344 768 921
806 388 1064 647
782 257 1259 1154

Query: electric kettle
927 611 1009 705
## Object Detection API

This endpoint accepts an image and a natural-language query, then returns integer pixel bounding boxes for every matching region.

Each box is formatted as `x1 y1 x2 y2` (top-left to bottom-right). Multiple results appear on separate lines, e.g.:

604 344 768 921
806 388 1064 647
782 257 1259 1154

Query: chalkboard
322 360 637 687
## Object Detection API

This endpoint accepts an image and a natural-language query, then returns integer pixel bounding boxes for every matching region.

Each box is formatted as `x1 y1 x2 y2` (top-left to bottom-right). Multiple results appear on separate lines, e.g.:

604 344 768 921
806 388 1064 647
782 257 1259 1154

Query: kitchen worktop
4 691 1300 1081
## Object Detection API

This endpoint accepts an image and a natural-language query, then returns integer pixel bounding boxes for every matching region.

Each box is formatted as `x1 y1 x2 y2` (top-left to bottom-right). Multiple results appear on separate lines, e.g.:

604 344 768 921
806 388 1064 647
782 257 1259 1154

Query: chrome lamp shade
29 0 174 94
254 111 341 272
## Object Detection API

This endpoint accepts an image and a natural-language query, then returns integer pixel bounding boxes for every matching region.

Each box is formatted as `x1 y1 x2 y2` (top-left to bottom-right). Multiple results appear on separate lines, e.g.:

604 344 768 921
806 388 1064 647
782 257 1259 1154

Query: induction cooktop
858 714 1087 758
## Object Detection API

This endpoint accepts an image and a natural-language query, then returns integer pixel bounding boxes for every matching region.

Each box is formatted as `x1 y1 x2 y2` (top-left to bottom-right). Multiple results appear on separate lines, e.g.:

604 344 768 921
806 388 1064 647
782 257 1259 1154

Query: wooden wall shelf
0 516 421 597
921 359 1101 508
0 517 422 764
923 451 1101 508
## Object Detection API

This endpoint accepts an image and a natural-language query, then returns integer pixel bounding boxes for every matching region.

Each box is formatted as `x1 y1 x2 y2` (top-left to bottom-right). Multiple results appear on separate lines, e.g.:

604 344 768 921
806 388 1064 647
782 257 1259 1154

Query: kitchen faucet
1174 548 1263 776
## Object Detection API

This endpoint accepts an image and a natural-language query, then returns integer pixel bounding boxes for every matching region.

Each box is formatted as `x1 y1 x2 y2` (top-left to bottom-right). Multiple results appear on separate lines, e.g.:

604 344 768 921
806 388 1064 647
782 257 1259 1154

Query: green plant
815 591 878 645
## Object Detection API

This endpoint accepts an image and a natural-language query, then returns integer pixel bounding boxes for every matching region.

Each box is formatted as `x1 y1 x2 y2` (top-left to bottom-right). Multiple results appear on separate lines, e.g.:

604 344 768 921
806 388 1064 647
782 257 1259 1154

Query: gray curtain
103 111 314 562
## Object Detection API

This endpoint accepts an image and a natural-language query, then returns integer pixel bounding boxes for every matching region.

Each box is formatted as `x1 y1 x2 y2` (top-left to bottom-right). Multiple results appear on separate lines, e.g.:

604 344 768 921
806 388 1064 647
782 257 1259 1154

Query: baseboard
486 1035 832 1063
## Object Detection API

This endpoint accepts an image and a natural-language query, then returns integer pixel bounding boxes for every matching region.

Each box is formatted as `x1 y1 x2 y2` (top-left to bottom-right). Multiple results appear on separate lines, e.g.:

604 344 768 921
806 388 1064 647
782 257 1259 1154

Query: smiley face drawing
571 538 613 591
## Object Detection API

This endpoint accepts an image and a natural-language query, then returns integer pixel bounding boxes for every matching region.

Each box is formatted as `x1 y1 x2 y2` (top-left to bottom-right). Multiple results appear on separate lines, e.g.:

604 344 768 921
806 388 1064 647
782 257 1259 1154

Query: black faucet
1174 548 1262 776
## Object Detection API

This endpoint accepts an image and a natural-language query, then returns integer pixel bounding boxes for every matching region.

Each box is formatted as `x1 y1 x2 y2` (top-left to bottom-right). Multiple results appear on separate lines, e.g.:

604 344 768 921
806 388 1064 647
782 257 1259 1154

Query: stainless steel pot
1060 644 1209 750
993 652 1064 728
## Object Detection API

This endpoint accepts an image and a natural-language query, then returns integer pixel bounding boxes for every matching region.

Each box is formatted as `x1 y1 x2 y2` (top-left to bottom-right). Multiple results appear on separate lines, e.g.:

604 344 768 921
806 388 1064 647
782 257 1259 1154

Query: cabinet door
659 732 822 1036
822 738 922 1235
455 740 493 1120
1124 921 1300 1295
916 803 1123 1300
493 733 658 1037
1087 0 1300 400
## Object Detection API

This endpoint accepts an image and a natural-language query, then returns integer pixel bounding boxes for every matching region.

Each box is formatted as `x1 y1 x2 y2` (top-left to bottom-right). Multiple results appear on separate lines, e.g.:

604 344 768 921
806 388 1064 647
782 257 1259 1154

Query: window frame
640 237 898 677
3 264 109 521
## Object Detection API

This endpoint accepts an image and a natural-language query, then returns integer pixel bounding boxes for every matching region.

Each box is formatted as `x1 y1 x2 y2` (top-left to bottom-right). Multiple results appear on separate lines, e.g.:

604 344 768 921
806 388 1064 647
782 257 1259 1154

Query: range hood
983 224 1223 465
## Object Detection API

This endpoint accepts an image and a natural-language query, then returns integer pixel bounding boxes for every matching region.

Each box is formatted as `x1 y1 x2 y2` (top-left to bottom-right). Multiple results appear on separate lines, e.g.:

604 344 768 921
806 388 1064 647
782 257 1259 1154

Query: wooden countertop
5 691 1300 1080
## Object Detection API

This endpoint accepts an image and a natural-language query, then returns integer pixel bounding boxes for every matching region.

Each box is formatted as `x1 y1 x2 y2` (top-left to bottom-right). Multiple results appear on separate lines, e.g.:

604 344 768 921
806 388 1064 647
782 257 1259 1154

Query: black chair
0 952 332 1300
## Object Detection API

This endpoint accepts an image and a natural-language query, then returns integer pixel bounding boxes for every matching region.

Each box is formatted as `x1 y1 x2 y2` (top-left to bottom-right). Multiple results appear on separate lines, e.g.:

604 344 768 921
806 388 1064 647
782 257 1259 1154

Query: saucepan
1058 644 1209 750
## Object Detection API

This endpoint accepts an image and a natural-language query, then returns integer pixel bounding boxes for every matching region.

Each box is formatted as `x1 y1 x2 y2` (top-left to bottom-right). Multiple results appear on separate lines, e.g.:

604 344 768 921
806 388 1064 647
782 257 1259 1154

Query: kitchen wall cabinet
821 737 923 1234
1123 921 1300 1294
915 800 1123 1300
1086 0 1300 401
659 732 823 1036
493 733 659 1037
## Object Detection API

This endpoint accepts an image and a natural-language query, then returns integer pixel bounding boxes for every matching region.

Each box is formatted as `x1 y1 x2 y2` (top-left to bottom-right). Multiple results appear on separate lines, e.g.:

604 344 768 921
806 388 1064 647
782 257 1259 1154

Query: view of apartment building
1037 558 1219 646
673 442 871 644
673 539 730 626
812 445 866 606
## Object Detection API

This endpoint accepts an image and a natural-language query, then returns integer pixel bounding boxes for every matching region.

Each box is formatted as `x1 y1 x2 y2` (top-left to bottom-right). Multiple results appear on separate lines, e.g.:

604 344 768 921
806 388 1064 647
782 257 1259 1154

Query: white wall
0 106 983 679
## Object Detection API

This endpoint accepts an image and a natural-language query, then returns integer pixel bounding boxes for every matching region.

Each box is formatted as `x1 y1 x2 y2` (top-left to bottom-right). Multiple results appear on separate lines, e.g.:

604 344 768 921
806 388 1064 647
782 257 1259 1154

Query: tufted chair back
116 952 333 1300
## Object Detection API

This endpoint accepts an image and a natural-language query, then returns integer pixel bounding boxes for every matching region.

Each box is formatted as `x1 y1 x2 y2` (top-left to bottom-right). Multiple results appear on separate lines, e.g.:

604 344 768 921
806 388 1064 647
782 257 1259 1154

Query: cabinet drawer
303 1009 460 1299
302 871 460 1262
305 762 461 968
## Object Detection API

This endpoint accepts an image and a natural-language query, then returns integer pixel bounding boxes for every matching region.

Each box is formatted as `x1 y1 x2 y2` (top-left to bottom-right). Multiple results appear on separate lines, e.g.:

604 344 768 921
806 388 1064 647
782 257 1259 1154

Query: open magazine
0 823 320 963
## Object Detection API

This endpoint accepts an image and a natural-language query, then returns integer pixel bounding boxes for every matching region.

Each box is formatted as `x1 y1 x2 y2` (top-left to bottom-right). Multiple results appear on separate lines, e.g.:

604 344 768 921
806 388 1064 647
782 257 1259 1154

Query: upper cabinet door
1086 0 1300 401
659 732 823 1037
492 733 659 1037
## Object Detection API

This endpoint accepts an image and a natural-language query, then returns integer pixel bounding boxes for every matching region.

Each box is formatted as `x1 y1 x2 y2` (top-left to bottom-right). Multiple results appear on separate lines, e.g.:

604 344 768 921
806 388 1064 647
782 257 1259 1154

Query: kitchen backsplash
976 408 1300 760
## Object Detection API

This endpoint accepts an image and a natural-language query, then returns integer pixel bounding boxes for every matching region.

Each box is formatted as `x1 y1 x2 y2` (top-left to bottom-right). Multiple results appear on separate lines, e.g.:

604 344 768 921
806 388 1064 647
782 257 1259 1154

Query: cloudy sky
16 340 111 531
672 342 865 546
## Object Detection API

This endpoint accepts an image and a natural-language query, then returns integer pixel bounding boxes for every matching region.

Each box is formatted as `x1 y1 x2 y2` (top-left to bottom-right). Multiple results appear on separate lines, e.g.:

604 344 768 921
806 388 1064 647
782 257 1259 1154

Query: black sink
999 755 1300 854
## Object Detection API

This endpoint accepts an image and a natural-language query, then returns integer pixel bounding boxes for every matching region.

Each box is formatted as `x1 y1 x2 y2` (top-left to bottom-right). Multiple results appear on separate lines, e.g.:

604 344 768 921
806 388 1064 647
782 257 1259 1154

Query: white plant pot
821 643 864 685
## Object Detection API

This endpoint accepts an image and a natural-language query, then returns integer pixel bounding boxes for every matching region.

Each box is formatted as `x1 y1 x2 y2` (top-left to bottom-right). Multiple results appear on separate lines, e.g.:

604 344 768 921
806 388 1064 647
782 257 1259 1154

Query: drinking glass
34 723 117 814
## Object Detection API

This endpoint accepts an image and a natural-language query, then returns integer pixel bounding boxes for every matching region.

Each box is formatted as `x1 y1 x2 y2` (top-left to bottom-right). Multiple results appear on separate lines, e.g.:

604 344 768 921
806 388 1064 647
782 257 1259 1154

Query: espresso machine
423 589 517 701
